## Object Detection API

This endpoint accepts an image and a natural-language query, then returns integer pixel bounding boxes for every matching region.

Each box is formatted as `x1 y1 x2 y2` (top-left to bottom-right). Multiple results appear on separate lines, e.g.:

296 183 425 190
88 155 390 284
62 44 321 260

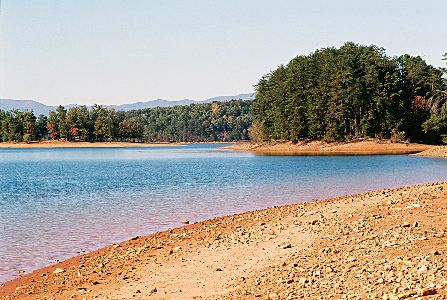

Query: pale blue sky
1 1 446 106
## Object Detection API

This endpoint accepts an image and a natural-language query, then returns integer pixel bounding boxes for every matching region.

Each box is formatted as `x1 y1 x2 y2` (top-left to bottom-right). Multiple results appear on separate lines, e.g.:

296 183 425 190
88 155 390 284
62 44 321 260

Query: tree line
251 42 447 142
2 42 446 144
0 100 252 143
128 100 252 142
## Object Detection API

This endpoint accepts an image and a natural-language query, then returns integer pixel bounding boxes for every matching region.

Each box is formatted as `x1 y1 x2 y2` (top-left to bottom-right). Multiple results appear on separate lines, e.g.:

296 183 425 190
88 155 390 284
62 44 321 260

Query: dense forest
252 42 447 142
2 42 446 144
128 100 252 142
0 100 252 143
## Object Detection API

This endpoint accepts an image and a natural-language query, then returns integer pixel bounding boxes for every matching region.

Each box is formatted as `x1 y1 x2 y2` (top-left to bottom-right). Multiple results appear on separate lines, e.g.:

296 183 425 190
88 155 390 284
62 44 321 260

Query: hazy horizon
0 92 254 106
1 1 446 107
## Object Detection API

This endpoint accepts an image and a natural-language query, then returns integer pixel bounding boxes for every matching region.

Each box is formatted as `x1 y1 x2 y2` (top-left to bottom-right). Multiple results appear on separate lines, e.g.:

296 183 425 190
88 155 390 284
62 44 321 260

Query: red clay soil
0 141 180 148
1 181 447 299
222 140 434 156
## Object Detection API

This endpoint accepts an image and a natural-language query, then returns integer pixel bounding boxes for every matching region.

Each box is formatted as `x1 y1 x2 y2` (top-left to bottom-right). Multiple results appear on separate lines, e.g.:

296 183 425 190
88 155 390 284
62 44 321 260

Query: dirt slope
2 182 447 299
222 140 433 156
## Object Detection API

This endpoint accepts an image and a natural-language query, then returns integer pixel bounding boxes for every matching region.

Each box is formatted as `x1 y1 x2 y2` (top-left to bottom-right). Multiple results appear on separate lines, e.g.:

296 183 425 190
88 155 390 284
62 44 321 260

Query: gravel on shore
1 182 447 299
411 146 447 157
222 140 434 156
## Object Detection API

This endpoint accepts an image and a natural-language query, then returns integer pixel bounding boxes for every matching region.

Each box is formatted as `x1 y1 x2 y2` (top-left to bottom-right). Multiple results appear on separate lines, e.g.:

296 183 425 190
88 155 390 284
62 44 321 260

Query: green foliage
2 43 444 144
23 134 32 143
128 99 252 142
421 53 447 141
0 109 37 142
36 114 48 139
252 42 447 142
0 100 252 143
422 115 447 141
46 104 144 142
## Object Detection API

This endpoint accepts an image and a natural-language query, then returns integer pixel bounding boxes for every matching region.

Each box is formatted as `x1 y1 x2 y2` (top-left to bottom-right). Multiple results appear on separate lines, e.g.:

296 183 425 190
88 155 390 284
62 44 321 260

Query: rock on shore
412 146 447 157
1 182 447 299
222 140 433 156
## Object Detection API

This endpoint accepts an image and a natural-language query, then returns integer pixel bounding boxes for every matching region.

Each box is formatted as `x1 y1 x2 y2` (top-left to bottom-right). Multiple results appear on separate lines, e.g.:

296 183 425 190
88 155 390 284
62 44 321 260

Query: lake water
1 144 447 283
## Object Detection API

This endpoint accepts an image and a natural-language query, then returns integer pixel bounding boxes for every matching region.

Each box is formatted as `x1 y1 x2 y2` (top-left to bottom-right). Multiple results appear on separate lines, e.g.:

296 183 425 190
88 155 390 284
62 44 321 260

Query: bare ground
412 146 447 157
0 141 180 148
222 140 434 156
1 181 447 300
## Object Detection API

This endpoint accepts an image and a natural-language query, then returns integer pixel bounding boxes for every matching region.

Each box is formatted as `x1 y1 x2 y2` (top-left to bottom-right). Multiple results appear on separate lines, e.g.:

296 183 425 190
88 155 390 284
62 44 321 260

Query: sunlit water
1 144 447 282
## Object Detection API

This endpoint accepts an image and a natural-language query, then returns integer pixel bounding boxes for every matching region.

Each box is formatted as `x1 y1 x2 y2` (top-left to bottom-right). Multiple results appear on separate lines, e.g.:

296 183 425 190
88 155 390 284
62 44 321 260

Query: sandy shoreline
0 141 181 148
222 140 434 155
2 181 447 299
411 146 447 157
0 139 435 153
1 140 447 299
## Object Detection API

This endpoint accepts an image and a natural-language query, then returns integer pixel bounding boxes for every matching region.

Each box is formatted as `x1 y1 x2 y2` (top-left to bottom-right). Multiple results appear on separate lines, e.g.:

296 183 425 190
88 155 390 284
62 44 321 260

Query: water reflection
1 145 447 282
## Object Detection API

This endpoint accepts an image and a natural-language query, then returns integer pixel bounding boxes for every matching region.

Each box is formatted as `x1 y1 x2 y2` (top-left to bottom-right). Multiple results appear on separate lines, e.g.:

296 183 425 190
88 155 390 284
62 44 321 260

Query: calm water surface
1 144 447 282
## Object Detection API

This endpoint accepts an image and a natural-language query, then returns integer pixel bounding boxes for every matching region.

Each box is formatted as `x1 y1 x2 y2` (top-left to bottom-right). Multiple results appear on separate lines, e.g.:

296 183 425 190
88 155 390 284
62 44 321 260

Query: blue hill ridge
0 93 254 116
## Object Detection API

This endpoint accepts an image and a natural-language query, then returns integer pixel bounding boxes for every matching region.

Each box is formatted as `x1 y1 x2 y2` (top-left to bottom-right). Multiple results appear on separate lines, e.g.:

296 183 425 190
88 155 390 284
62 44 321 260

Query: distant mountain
0 93 254 116
0 99 56 116
108 94 254 111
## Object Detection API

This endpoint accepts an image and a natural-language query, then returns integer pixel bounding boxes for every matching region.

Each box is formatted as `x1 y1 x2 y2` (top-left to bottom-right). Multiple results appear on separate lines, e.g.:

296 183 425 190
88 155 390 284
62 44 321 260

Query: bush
390 129 406 143
23 134 32 143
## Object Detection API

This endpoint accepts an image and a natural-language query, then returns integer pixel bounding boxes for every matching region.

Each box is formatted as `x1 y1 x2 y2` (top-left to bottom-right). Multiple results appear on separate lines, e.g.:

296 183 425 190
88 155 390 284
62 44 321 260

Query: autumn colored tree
68 127 80 140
